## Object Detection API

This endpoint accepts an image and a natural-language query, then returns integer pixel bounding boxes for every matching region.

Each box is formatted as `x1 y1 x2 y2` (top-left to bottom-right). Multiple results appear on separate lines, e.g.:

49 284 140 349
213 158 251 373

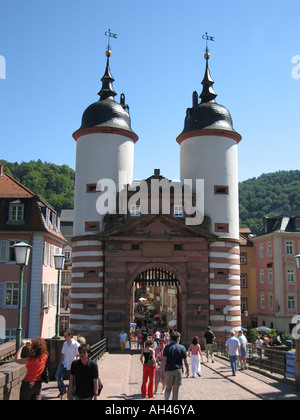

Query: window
9 202 24 223
44 242 50 266
268 268 273 284
86 183 98 192
240 274 247 288
241 298 247 312
130 205 141 217
131 244 140 251
42 284 49 308
285 241 294 256
267 242 272 257
214 185 229 195
5 282 19 307
287 269 295 283
0 282 27 308
174 205 183 217
240 253 247 265
0 240 29 263
288 296 296 311
214 223 229 233
174 244 183 251
260 269 265 284
260 292 265 309
85 221 100 231
259 244 264 259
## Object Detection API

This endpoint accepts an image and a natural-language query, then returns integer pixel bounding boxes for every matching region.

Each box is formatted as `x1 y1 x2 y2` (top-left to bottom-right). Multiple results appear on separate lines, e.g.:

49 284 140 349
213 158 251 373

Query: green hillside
1 160 299 232
239 170 300 233
0 159 75 213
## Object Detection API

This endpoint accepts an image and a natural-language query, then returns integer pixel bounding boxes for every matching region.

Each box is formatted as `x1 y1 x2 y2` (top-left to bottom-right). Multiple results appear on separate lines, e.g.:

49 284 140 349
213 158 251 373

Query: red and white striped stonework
70 239 104 339
209 241 241 339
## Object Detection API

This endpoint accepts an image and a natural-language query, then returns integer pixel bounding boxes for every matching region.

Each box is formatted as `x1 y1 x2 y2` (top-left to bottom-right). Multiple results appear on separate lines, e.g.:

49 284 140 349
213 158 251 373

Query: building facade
252 215 300 333
71 48 243 348
0 164 66 341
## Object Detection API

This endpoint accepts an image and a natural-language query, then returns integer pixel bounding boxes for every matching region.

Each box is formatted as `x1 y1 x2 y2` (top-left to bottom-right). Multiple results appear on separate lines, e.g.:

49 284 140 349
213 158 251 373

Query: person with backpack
204 326 216 363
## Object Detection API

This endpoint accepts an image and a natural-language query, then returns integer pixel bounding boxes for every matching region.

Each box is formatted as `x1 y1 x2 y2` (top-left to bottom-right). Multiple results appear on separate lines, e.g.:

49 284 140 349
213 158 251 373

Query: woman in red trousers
140 339 156 398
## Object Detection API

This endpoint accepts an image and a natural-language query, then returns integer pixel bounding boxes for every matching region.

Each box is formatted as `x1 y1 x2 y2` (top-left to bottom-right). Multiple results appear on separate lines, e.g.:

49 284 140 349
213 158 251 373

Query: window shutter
0 283 4 308
0 241 8 262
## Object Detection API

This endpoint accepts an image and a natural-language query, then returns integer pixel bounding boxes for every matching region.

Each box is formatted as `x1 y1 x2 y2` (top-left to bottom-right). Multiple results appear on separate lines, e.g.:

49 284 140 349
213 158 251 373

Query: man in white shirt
55 330 80 397
225 331 241 376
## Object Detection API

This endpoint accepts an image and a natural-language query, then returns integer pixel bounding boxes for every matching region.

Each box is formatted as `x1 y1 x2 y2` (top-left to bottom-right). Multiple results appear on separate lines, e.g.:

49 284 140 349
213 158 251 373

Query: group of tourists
139 326 218 400
15 330 100 400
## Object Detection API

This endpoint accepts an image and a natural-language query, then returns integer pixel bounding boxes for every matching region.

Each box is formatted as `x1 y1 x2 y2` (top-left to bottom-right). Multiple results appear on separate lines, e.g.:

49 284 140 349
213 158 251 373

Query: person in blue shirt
161 331 189 400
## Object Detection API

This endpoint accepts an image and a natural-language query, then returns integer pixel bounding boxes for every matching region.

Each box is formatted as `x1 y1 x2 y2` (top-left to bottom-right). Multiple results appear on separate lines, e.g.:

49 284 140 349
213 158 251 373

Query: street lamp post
294 255 300 390
13 242 32 351
53 254 66 339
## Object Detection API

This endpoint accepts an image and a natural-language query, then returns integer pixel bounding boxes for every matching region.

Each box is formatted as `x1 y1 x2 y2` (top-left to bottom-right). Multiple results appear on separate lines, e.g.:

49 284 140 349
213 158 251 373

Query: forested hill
0 160 74 212
1 160 300 233
239 170 300 233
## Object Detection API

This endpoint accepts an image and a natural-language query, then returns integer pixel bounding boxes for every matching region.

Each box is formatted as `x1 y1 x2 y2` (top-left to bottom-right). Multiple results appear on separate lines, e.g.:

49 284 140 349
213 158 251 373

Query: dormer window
9 201 24 223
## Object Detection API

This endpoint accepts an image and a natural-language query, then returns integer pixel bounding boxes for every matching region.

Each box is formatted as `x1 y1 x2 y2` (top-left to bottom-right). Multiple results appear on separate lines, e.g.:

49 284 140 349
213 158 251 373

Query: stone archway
125 263 188 345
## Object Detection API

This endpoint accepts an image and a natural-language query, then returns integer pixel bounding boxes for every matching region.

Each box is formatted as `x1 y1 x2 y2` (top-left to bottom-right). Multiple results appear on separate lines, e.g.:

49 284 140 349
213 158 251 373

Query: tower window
85 221 100 232
86 183 99 192
214 185 229 195
214 223 229 233
174 244 183 251
174 205 184 217
130 205 141 217
131 244 140 251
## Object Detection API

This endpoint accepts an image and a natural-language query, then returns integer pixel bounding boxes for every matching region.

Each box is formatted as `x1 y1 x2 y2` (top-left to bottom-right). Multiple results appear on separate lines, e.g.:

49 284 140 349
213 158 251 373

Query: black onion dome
179 53 237 135
80 97 133 131
182 102 234 132
79 52 134 132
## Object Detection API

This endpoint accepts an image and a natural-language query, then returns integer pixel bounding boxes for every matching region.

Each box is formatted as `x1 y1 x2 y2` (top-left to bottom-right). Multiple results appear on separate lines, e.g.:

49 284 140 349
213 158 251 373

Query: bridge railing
90 338 107 362
214 340 294 380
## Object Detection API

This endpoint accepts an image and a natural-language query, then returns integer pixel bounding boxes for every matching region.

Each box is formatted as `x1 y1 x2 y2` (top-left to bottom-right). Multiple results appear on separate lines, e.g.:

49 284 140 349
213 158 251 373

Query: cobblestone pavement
42 352 300 401
125 354 260 401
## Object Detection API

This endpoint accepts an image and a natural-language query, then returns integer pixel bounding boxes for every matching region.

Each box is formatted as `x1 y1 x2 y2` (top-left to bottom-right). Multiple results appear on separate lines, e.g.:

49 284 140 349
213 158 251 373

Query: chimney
154 169 160 177
0 162 3 178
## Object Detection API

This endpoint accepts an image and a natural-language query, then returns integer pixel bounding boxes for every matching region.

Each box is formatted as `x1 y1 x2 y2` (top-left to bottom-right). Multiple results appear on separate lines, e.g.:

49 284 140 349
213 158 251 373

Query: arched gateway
130 267 182 343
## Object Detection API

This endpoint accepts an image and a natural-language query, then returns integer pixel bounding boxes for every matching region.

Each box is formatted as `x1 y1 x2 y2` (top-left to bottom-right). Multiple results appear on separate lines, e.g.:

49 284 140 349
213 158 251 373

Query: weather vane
202 32 214 54
105 29 118 52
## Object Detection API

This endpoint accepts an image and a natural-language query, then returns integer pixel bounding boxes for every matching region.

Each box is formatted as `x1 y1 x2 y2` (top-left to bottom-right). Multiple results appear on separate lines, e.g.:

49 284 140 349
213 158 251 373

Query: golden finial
105 29 117 56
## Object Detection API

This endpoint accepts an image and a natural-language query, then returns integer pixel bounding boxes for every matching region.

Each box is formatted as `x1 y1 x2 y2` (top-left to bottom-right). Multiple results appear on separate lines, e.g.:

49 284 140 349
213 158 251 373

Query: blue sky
0 0 299 182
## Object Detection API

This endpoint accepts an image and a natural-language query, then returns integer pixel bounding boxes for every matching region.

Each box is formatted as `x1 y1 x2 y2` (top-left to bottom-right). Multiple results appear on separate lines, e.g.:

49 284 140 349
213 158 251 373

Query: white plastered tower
177 52 241 240
73 50 138 237
177 51 243 336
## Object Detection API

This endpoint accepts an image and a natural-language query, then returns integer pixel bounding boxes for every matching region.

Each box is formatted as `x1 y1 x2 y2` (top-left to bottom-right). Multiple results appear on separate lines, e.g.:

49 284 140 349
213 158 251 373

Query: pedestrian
15 338 49 400
155 330 161 347
225 331 241 376
187 336 204 378
154 339 166 394
204 326 216 363
237 331 248 371
140 339 156 398
55 330 80 398
256 336 263 357
68 344 99 400
119 330 128 353
142 328 148 349
161 331 189 400
77 336 86 346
